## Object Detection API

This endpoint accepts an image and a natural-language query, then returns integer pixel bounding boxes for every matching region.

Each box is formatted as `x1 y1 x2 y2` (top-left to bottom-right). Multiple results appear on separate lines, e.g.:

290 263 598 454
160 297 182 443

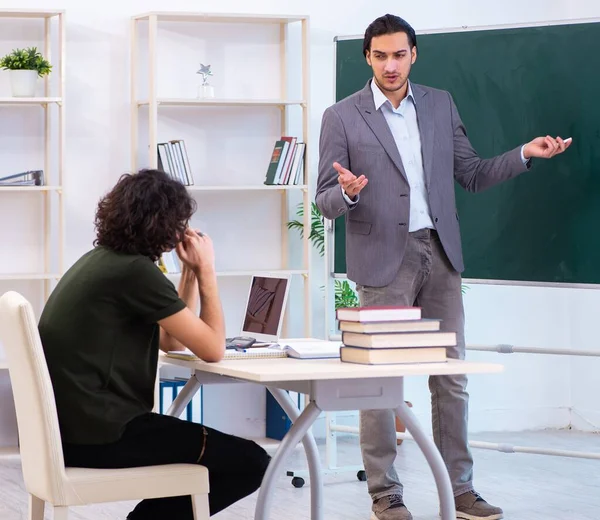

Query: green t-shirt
38 246 186 445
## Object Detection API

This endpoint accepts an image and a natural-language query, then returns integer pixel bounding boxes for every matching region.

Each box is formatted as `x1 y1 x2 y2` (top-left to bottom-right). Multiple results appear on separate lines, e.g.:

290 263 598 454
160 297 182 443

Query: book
279 136 297 184
336 306 421 322
340 346 447 365
341 330 456 349
275 339 341 359
264 140 285 185
338 319 441 334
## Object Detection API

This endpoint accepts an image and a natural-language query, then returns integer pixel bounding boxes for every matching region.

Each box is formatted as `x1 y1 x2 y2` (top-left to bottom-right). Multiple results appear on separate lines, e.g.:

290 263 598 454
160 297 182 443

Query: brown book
339 319 440 334
342 330 456 349
340 346 447 365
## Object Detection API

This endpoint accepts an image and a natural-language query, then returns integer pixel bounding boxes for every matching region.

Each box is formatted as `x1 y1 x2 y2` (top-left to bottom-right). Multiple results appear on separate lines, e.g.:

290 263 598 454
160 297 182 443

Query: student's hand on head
176 228 215 275
334 161 368 199
523 135 572 160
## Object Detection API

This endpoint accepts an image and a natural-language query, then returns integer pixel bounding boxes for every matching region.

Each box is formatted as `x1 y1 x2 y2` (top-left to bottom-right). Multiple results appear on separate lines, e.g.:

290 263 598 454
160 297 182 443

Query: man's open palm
334 161 368 199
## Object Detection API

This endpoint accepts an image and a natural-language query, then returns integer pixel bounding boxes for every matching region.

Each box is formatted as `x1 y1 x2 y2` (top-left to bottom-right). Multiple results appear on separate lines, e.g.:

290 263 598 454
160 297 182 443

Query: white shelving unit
0 8 65 453
130 11 312 337
0 9 65 301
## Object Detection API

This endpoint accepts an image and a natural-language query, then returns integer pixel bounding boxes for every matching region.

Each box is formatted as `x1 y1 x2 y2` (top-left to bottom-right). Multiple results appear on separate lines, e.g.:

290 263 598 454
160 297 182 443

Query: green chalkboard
333 21 600 284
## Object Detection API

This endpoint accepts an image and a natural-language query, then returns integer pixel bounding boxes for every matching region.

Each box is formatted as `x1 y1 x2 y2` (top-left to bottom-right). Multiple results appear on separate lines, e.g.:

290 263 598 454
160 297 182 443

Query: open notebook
167 348 287 361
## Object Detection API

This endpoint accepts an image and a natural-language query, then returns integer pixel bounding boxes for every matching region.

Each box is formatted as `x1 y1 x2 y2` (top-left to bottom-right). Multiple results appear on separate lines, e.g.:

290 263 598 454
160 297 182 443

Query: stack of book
157 139 194 186
264 136 305 186
0 170 44 186
337 306 454 365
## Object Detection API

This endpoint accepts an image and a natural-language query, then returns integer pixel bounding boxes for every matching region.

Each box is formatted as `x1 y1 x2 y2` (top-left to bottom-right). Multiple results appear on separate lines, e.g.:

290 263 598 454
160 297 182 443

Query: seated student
38 169 270 519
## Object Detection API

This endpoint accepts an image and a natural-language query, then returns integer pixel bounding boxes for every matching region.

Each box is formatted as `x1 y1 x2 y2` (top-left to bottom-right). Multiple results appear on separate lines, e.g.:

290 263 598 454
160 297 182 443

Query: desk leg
166 376 201 418
255 401 322 520
394 401 456 520
267 387 323 520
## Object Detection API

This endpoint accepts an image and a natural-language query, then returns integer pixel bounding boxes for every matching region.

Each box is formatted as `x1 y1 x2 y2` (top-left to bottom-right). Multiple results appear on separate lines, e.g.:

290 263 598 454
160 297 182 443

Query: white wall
1 0 599 445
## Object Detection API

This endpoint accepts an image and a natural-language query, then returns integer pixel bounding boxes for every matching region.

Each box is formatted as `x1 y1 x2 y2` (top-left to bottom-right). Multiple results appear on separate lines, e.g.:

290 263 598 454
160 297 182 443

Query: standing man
316 14 570 520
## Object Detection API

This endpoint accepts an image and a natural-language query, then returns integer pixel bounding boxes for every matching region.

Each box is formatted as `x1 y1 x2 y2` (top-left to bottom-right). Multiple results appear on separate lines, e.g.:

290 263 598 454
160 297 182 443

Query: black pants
63 413 271 518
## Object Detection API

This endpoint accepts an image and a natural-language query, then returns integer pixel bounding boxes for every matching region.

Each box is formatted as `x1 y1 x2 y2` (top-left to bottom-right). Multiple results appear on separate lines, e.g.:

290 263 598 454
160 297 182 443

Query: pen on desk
234 347 247 353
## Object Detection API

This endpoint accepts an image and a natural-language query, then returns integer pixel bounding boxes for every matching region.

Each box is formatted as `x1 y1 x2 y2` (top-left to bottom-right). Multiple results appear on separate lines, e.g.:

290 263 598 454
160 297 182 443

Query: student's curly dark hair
93 169 196 261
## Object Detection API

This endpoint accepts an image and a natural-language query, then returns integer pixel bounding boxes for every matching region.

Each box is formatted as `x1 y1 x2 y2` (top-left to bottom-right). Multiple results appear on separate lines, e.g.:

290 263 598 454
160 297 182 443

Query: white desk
160 353 502 520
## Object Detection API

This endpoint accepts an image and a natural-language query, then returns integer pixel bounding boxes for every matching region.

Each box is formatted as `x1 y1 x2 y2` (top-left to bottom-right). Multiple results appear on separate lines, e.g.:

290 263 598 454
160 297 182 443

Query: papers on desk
166 340 341 362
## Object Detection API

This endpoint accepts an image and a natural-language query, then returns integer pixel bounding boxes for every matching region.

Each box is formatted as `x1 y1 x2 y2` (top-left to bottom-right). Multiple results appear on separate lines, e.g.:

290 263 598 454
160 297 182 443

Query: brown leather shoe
370 494 413 520
455 491 504 520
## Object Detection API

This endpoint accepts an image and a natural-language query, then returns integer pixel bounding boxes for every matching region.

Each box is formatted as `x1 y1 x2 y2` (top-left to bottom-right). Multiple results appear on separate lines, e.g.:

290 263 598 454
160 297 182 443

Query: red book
336 306 421 322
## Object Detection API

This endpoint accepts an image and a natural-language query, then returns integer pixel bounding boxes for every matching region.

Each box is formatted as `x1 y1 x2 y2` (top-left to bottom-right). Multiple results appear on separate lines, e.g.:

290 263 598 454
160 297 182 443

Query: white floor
0 429 598 519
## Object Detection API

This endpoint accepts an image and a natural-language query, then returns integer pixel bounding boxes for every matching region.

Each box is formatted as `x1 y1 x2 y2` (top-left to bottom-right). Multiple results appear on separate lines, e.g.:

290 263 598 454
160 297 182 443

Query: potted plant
0 47 52 97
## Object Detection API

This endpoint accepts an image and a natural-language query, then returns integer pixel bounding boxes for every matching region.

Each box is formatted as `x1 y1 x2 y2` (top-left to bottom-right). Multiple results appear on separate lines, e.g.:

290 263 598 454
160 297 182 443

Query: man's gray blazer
315 80 530 288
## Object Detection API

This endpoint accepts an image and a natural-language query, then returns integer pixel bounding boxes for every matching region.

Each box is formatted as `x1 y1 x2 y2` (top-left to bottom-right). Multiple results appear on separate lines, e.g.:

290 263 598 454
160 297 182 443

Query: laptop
225 274 291 348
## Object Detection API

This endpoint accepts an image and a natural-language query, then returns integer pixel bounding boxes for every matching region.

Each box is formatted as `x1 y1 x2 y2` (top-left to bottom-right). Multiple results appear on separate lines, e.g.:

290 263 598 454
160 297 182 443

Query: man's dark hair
94 169 196 261
363 14 417 57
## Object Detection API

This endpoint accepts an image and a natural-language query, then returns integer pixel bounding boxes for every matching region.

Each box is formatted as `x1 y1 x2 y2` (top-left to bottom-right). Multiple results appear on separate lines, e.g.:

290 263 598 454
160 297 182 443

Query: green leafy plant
335 279 359 309
286 202 325 257
0 47 52 76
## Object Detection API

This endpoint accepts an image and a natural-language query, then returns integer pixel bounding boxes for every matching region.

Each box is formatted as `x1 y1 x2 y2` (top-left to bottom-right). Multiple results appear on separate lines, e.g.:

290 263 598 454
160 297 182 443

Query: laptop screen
241 275 290 342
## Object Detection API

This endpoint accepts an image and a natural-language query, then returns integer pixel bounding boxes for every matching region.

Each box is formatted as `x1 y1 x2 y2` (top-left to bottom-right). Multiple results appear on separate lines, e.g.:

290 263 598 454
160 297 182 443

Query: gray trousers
356 228 474 500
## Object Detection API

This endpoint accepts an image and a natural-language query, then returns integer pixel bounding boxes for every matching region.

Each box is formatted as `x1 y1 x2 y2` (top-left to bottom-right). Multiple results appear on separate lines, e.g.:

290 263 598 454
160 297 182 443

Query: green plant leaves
334 279 359 309
0 47 52 76
286 202 325 257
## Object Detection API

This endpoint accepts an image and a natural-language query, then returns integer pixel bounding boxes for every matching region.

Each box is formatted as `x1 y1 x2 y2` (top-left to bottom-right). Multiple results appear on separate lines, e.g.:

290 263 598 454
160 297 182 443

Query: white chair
0 291 210 520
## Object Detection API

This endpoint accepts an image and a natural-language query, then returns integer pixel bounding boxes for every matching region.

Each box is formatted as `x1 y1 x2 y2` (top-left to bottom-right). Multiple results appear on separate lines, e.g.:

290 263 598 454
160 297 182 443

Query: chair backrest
0 291 67 502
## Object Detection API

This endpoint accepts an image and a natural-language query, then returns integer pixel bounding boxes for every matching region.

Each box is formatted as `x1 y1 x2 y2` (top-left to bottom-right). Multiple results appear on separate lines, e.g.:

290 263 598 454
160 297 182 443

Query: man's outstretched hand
523 135 572 160
334 161 368 199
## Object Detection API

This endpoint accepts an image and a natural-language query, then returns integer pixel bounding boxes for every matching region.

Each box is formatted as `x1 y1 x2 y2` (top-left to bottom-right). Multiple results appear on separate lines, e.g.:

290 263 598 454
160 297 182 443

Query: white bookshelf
131 11 312 338
0 9 65 300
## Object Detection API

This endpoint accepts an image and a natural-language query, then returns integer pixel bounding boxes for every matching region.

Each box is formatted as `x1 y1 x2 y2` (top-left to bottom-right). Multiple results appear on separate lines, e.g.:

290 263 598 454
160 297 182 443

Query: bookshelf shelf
186 184 308 192
0 185 62 192
132 12 307 24
131 11 312 338
0 10 66 301
0 97 62 106
0 273 61 281
0 9 64 19
138 98 305 108
166 269 309 278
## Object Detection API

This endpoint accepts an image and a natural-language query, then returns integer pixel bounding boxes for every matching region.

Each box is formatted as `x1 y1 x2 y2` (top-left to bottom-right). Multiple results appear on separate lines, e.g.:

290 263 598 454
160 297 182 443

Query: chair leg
28 495 44 520
191 494 210 520
53 506 69 520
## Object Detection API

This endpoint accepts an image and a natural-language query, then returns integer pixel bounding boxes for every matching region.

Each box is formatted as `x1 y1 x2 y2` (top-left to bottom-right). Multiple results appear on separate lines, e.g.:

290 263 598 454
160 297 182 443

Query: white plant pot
9 70 39 97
